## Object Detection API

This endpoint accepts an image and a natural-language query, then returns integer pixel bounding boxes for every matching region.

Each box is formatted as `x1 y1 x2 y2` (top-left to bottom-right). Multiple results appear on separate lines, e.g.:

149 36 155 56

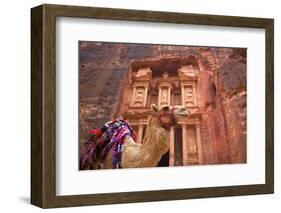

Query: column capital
157 81 174 90
181 123 187 128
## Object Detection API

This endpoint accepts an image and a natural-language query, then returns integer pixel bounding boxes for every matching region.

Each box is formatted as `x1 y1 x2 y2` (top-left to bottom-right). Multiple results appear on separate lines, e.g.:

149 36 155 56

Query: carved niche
160 87 169 105
186 126 198 164
130 67 152 108
184 86 194 107
132 87 145 107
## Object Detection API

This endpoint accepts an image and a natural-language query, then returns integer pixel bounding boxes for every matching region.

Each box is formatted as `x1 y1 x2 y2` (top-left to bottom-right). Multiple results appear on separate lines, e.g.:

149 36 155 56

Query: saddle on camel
80 104 190 170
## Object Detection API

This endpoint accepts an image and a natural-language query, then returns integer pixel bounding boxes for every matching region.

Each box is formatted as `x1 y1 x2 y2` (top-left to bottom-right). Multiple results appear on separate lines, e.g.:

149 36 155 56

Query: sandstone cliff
79 41 246 164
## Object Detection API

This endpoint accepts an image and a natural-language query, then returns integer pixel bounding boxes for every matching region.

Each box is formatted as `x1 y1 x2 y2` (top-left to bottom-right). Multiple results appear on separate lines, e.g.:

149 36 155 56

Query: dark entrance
174 125 183 166
157 151 169 167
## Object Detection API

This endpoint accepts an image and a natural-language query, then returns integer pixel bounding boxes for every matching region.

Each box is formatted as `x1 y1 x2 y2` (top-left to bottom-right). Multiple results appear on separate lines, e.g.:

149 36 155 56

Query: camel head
151 104 190 129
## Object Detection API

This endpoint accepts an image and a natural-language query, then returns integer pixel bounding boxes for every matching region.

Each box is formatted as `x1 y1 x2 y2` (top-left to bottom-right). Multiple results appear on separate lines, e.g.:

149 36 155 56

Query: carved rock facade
79 42 247 165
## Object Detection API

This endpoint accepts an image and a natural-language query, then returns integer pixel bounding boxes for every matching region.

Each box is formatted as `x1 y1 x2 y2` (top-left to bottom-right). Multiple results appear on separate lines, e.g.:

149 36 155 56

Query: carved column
158 88 162 106
130 86 136 106
169 127 175 166
193 83 197 106
168 87 171 105
182 124 188 166
137 124 144 143
181 86 185 106
196 124 203 164
143 86 148 107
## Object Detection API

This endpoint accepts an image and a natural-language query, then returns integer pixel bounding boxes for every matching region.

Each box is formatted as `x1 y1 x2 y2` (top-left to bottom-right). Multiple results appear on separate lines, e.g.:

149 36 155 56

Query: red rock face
79 42 247 165
194 48 247 164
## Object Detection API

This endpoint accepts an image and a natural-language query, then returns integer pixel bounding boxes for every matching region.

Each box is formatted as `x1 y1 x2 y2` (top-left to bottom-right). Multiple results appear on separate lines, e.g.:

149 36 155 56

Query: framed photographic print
31 4 274 208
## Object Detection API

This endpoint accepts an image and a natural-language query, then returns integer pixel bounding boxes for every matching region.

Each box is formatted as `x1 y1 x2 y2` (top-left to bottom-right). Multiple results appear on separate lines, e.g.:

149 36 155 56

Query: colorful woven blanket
80 119 136 169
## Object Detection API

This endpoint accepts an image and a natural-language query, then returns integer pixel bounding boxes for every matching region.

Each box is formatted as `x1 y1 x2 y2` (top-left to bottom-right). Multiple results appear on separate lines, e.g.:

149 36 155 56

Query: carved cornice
132 67 152 84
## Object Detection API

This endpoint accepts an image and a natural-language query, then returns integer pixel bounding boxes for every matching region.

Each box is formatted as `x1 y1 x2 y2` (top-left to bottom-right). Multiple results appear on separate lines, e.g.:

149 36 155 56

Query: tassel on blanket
80 119 136 170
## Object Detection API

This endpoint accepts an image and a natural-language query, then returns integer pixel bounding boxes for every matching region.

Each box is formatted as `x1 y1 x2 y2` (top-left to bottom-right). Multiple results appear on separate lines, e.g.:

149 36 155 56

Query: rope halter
158 106 177 130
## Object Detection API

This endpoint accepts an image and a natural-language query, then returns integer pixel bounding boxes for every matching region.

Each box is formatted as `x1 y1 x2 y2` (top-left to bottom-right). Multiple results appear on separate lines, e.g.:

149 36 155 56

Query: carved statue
161 89 168 103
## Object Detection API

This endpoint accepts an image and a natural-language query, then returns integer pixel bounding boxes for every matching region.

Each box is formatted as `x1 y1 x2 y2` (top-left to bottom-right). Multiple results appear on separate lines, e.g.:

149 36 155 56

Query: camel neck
142 116 161 147
140 115 170 161
147 115 162 128
142 116 167 147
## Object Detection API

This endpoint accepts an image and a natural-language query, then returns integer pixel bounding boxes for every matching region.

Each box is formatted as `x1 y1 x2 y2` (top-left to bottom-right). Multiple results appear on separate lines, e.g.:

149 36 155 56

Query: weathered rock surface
79 41 246 164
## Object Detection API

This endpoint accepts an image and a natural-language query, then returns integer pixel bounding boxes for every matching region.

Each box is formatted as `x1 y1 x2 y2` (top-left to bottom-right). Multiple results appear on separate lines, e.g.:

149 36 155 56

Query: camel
80 104 190 169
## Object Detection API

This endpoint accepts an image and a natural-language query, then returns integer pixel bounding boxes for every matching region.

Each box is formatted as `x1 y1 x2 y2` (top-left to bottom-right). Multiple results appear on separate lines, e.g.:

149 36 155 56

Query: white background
0 0 279 212
57 18 265 195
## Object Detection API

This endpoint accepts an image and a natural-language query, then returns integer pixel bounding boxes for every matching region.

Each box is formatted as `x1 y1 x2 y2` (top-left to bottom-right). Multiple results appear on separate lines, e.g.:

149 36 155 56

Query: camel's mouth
151 104 190 128
174 106 190 117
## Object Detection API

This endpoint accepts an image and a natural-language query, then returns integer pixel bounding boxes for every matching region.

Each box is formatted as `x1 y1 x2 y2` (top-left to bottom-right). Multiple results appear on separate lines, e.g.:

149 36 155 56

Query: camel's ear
151 104 158 112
